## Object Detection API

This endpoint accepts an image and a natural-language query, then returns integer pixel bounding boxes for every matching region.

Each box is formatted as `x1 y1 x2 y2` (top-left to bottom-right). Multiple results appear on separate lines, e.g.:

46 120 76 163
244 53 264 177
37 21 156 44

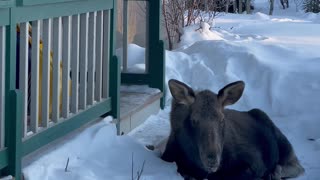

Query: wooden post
148 0 165 108
109 1 121 134
5 90 22 180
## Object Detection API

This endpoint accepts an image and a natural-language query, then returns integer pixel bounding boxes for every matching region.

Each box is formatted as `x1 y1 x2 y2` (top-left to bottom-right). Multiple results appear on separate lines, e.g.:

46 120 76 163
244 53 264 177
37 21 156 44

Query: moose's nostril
208 154 216 161
207 154 219 168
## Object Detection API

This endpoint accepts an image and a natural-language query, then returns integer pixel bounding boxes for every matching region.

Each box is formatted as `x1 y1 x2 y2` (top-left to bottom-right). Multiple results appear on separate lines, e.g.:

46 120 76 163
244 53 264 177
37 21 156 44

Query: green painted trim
0 9 9 25
109 56 120 134
22 98 111 156
121 73 150 85
21 0 83 6
157 40 166 108
5 17 16 92
109 1 120 134
11 0 113 23
0 0 14 8
148 0 166 108
110 1 117 58
0 149 8 170
5 90 23 180
4 14 21 179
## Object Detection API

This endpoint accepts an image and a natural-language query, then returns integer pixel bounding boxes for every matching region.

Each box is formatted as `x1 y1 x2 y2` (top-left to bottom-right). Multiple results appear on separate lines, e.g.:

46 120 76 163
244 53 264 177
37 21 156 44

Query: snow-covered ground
23 3 320 180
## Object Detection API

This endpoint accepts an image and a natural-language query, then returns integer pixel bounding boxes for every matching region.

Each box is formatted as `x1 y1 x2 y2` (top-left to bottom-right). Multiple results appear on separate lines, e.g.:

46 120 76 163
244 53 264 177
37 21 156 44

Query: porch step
119 85 162 135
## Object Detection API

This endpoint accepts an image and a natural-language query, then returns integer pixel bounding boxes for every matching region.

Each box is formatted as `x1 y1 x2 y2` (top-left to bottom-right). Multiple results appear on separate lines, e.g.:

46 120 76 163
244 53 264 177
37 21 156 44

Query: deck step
119 85 162 135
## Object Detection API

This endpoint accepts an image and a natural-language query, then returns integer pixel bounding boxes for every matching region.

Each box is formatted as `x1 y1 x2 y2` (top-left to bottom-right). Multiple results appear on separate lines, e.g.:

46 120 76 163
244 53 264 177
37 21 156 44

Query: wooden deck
119 85 162 135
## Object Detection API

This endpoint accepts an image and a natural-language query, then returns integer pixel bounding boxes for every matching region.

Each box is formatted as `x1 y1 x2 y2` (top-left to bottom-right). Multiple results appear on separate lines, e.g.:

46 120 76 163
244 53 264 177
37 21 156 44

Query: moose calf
162 79 304 180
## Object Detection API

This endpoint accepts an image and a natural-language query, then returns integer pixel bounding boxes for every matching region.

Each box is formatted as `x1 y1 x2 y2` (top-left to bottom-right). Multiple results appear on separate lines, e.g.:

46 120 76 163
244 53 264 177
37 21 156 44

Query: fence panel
13 9 113 140
0 1 116 177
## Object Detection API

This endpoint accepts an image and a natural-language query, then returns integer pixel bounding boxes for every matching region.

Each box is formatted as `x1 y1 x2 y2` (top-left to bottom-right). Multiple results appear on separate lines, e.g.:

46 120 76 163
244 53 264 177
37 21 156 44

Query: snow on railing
18 10 111 137
0 25 5 149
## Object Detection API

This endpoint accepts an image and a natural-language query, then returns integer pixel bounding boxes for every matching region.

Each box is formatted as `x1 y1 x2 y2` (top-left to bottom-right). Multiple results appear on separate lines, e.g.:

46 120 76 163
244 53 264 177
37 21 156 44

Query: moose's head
168 79 245 173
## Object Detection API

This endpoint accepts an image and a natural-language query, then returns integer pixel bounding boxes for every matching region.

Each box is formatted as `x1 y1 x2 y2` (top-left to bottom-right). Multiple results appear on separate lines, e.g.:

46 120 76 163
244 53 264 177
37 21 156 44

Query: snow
23 3 320 180
0 176 13 180
23 117 182 180
116 44 146 73
120 85 160 94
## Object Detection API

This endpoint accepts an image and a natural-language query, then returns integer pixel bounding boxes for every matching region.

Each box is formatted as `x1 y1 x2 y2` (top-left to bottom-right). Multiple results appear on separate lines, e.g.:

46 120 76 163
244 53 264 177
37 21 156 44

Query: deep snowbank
23 118 182 180
167 40 320 117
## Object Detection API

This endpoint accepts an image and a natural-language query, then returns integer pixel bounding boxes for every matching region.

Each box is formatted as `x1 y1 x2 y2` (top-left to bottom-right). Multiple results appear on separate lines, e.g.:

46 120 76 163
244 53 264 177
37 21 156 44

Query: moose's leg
216 167 262 180
261 165 281 180
274 127 305 178
279 157 305 179
271 165 281 180
248 109 304 178
161 134 178 162
208 161 266 180
181 173 198 180
161 135 204 179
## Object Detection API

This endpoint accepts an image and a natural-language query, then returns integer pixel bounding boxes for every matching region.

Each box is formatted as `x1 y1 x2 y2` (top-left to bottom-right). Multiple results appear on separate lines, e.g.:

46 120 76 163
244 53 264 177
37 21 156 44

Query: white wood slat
52 17 62 122
87 12 96 105
102 10 110 99
0 26 5 147
71 14 80 114
19 23 29 137
42 19 52 127
30 20 40 133
95 11 103 102
79 13 88 109
62 16 71 118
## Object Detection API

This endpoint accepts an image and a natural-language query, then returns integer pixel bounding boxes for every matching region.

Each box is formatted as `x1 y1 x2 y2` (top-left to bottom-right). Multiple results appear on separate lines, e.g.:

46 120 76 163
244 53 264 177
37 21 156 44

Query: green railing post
0 7 10 175
5 90 23 180
4 9 23 178
109 1 121 134
109 56 120 134
148 0 166 108
110 0 117 57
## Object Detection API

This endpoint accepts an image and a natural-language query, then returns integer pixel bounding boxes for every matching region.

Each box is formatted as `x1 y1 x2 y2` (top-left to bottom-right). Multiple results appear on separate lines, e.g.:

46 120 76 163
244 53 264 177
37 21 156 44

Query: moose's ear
169 79 195 105
218 81 245 107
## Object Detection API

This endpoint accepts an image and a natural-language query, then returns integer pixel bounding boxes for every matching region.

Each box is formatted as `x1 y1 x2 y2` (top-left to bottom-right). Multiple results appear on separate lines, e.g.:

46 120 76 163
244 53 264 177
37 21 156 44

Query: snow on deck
120 85 161 120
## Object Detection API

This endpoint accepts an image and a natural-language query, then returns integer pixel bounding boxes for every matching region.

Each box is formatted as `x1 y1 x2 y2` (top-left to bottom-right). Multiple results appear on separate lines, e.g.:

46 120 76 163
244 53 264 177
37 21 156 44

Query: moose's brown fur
162 79 304 180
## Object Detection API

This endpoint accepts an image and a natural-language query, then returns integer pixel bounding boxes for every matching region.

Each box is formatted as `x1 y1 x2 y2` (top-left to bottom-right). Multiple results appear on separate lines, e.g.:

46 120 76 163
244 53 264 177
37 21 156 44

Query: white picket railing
18 10 111 137
0 25 5 149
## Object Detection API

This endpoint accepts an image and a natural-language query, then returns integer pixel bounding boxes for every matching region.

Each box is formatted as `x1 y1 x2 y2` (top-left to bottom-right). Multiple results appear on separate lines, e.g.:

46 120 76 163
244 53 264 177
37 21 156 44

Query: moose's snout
206 154 220 173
